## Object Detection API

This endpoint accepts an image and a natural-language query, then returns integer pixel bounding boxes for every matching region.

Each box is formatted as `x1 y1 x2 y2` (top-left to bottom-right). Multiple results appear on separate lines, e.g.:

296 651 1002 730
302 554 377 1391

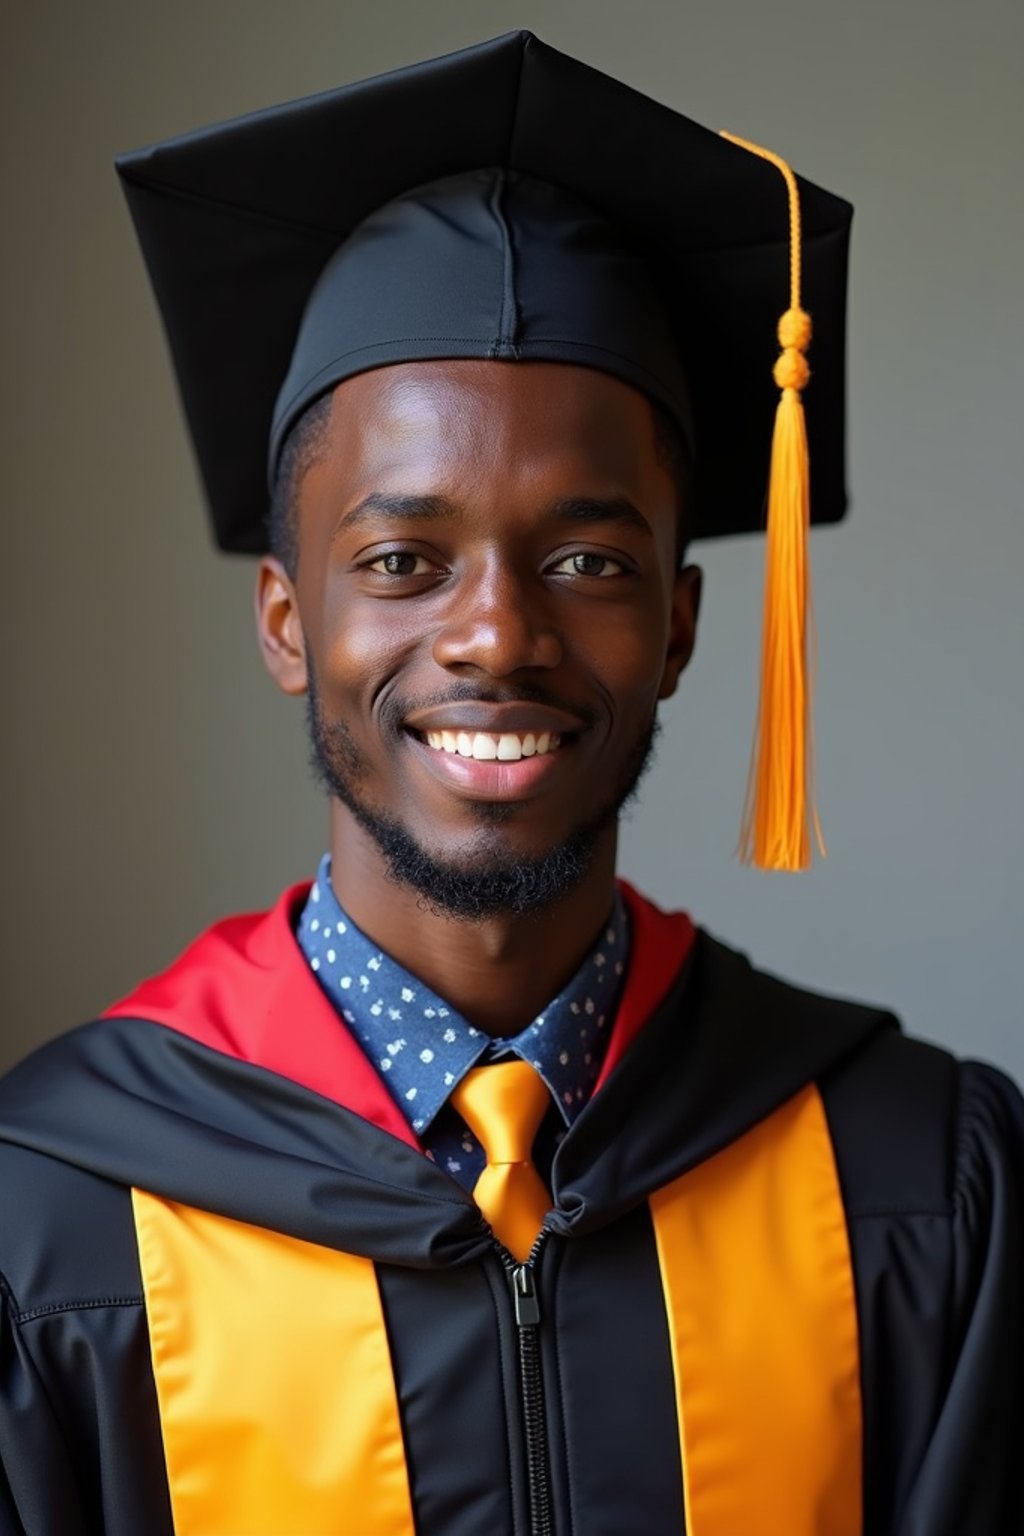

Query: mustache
378 681 601 736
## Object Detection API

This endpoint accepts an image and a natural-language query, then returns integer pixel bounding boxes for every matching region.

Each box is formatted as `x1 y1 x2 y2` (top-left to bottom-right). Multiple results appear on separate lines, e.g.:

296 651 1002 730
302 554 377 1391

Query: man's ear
657 563 703 701
255 556 308 696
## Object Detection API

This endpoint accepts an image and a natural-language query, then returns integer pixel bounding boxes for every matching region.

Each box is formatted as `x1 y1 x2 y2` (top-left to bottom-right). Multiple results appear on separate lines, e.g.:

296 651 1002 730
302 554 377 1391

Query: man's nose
431 564 563 676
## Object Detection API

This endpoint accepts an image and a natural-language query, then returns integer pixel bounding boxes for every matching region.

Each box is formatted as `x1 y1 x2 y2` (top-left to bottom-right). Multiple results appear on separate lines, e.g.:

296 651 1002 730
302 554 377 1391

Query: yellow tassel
721 133 825 872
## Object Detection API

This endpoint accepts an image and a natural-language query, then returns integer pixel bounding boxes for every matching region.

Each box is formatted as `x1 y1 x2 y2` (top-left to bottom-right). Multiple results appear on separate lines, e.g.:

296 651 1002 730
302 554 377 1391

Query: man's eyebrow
549 497 653 536
333 491 654 538
334 492 459 537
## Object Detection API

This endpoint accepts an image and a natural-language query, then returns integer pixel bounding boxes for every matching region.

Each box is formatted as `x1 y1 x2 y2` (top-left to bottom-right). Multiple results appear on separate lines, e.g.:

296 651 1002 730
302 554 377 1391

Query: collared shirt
295 854 630 1189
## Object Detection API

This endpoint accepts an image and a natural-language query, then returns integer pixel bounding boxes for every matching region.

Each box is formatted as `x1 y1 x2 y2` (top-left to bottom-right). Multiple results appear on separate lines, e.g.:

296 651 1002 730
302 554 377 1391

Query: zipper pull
510 1264 540 1327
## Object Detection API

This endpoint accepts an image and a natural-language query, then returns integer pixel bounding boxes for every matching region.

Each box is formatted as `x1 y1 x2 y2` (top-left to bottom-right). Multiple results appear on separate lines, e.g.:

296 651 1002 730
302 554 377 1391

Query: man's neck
326 806 620 1039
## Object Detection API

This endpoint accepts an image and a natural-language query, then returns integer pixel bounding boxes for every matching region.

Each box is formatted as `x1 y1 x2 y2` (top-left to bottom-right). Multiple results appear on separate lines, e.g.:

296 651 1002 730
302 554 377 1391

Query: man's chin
342 796 606 922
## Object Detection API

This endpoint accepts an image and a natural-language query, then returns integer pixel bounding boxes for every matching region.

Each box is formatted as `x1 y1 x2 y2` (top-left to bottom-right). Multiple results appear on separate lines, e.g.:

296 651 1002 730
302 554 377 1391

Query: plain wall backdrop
1 0 1021 1079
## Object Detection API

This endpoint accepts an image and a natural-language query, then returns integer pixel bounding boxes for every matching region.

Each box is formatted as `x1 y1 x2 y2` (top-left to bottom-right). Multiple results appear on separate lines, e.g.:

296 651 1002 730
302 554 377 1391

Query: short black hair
266 386 693 577
267 391 334 576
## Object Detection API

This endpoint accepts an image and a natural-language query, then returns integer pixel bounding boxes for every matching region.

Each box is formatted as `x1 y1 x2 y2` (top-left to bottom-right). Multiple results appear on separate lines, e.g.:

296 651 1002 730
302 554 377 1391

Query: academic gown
0 883 1021 1536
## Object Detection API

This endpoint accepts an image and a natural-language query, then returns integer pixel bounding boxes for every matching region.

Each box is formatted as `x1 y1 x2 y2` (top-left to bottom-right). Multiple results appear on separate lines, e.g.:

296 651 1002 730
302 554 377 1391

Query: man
0 30 1020 1536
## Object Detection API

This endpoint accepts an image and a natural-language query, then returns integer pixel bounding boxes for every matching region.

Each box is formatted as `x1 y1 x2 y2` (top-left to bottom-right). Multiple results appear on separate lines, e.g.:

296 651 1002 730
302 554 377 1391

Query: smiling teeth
424 730 561 761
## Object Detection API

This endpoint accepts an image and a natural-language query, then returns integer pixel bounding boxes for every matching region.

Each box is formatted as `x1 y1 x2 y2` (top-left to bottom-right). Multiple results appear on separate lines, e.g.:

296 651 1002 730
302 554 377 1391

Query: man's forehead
312 360 671 494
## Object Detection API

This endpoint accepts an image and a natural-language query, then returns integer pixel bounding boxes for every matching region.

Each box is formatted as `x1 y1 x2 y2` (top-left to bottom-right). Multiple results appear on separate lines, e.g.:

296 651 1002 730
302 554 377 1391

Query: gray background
2 0 1021 1079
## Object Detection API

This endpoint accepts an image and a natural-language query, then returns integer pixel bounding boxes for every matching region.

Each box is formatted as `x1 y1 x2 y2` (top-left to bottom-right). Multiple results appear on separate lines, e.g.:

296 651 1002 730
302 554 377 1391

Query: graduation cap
116 30 853 871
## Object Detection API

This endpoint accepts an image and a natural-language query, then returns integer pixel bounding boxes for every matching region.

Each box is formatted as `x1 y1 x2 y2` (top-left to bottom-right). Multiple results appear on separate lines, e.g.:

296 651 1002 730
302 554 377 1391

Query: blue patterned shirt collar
296 853 629 1139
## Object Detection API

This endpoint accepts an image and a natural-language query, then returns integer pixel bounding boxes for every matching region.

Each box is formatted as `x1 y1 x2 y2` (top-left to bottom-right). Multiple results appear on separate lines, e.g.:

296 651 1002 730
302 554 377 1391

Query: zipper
502 1233 553 1536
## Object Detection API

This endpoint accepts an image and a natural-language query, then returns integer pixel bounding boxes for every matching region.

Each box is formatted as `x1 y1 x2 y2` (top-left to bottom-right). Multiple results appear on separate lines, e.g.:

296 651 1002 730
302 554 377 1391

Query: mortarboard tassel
721 132 825 872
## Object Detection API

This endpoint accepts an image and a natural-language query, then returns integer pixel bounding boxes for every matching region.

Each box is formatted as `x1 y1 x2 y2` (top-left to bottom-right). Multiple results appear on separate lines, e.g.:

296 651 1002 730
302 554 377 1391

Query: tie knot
452 1060 551 1165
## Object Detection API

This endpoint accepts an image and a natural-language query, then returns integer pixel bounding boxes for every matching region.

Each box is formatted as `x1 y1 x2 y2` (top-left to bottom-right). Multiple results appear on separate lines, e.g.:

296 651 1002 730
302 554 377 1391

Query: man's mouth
400 701 584 802
421 729 562 762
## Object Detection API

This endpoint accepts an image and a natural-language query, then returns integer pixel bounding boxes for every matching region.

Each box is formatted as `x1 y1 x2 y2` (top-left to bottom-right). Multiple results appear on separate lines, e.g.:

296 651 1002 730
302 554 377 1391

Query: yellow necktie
452 1060 552 1262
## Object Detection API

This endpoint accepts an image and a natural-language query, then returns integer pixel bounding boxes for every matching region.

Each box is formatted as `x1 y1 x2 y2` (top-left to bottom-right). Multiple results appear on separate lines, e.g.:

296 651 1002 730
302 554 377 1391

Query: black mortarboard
117 30 854 871
116 29 851 555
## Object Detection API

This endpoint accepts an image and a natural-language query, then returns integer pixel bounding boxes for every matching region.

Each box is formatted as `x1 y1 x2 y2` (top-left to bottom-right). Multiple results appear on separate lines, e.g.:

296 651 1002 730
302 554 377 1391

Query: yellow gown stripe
131 1190 416 1536
650 1084 863 1536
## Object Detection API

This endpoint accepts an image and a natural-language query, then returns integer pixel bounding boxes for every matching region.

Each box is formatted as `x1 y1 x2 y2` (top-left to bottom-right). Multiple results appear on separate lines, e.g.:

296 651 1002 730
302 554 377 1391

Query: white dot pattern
296 854 630 1190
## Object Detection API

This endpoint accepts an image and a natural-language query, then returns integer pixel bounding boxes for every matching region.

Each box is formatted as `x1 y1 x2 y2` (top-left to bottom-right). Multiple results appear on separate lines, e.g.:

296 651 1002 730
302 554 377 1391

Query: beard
305 662 659 922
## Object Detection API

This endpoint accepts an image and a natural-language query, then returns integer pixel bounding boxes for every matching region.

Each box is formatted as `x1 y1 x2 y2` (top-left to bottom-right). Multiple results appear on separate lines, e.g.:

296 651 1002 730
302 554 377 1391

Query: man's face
259 360 701 915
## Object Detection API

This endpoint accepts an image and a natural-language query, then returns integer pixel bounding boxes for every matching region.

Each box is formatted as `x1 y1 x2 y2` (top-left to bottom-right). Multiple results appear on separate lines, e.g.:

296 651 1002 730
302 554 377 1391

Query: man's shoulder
0 1015 186 1321
693 928 1024 1219
826 1031 1023 1223
0 1114 143 1323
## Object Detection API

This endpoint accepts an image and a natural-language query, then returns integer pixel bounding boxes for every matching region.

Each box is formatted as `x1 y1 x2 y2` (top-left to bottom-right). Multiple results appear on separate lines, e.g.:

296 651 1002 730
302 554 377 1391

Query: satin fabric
651 1084 862 1536
131 1190 416 1536
453 1061 553 1260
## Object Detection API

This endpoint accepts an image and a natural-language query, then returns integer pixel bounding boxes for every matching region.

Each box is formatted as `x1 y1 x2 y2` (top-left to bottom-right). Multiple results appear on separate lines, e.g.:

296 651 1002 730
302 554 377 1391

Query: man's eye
550 552 624 577
368 552 433 576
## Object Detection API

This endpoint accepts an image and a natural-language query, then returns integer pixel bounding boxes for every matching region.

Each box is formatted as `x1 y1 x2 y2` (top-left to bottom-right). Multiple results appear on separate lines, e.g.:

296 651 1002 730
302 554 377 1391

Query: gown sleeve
897 1061 1024 1536
0 1273 89 1536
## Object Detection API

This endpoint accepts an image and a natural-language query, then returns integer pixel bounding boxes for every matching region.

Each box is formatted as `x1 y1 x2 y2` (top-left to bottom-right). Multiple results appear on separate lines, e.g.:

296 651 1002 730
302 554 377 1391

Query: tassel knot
773 348 811 391
778 306 812 351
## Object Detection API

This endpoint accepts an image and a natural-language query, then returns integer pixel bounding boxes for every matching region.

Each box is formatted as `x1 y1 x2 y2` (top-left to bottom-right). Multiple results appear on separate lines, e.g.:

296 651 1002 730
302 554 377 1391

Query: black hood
0 932 894 1269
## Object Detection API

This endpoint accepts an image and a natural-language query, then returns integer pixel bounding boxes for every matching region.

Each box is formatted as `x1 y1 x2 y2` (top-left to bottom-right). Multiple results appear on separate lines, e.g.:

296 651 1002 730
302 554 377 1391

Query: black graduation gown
0 898 1021 1535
